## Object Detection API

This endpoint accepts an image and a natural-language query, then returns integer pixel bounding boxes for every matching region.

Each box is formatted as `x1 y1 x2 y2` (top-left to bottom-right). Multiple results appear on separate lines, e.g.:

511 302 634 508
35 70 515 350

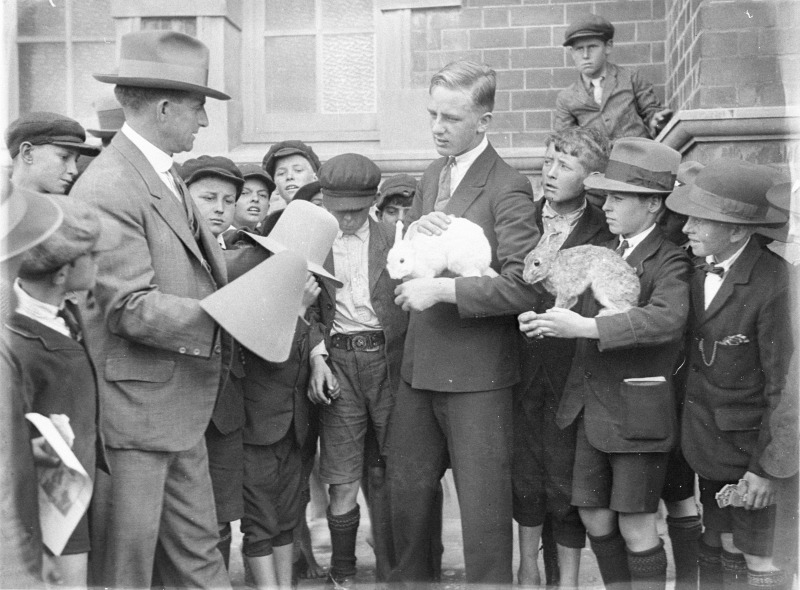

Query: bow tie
696 262 725 277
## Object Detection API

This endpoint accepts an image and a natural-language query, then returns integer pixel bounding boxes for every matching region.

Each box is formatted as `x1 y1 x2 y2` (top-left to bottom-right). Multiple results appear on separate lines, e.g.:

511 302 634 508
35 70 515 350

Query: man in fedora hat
666 160 792 590
520 138 691 590
6 111 99 195
86 95 125 148
69 29 233 588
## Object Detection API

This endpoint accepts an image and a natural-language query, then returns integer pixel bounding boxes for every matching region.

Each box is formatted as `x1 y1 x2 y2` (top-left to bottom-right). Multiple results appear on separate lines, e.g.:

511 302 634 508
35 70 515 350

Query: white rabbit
386 217 497 280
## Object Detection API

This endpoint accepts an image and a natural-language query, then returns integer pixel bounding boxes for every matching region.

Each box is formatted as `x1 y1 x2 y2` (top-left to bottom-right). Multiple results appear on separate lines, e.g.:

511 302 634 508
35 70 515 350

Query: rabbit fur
386 217 497 280
523 241 640 316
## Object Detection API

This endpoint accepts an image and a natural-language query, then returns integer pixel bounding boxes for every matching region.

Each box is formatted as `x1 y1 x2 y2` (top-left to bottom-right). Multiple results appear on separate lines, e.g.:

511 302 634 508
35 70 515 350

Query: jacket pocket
105 357 175 383
714 407 763 431
619 380 672 440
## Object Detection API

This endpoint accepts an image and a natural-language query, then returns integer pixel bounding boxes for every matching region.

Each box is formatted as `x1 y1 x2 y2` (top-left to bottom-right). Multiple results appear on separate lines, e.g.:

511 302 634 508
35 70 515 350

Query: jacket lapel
623 226 663 278
701 240 760 324
599 64 619 110
443 143 496 218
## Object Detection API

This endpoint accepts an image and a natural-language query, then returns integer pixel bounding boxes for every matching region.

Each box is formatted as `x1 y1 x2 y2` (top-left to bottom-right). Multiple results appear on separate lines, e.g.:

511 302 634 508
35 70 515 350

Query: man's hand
409 212 451 237
308 356 340 405
649 108 673 137
300 274 321 316
394 278 455 312
518 310 544 339
741 471 775 510
518 307 598 340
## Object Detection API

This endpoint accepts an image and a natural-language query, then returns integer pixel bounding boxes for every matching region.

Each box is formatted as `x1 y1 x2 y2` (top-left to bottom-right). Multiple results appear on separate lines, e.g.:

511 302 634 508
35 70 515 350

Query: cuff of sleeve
310 341 328 360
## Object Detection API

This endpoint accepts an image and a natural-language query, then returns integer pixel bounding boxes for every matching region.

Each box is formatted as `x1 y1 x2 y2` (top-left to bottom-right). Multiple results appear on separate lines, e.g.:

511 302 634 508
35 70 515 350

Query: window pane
73 42 117 124
18 43 66 114
321 34 375 114
72 0 115 37
141 17 197 37
264 36 316 113
321 0 373 30
18 0 66 37
265 0 314 32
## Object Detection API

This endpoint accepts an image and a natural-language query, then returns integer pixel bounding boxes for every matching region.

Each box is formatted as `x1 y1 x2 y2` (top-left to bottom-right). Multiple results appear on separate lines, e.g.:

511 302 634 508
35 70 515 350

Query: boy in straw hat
520 137 691 590
666 160 793 590
69 29 234 588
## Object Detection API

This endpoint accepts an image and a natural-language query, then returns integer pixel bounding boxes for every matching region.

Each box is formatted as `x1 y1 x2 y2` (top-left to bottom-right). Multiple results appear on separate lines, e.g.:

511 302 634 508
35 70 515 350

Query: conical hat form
200 250 306 363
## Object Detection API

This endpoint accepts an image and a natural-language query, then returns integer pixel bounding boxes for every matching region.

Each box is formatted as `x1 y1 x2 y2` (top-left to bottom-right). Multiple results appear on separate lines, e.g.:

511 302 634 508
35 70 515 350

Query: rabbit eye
399 258 405 263
533 260 540 267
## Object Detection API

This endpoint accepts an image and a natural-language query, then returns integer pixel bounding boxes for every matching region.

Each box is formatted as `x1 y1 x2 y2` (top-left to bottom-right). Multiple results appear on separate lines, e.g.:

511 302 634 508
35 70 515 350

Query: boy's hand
410 212 451 237
395 278 454 311
522 307 599 339
308 356 340 405
519 311 544 339
300 274 321 315
741 471 775 510
649 109 673 136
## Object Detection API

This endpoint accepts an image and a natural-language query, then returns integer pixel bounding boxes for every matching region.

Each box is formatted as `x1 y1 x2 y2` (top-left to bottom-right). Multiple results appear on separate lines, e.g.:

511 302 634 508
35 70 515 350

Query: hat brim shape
322 194 376 212
247 233 342 287
563 32 611 46
200 250 307 363
1 188 64 262
92 73 231 101
86 129 117 139
584 171 673 195
666 184 789 226
50 140 100 157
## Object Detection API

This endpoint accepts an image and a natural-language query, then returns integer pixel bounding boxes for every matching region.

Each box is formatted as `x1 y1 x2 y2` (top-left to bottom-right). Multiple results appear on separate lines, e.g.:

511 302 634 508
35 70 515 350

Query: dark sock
327 505 360 578
748 569 787 590
721 550 748 590
589 530 631 590
217 522 232 570
699 540 723 590
667 515 701 590
542 515 561 588
627 540 667 590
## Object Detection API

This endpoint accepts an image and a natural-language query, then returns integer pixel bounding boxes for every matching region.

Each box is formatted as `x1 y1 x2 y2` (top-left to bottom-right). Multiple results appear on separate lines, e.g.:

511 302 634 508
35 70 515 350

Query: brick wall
408 0 668 149
667 0 800 111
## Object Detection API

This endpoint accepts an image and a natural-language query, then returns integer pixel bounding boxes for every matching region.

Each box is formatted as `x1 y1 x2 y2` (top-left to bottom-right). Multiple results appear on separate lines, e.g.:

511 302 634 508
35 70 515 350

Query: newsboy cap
563 14 615 46
377 174 417 209
318 153 382 211
239 163 276 194
262 140 321 178
6 112 100 159
179 155 245 194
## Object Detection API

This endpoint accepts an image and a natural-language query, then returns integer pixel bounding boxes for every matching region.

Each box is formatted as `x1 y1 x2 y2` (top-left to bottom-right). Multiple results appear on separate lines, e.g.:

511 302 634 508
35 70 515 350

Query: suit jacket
557 226 691 453
518 198 614 400
682 241 794 481
70 131 228 452
554 62 662 141
209 340 245 435
401 143 541 392
318 218 408 392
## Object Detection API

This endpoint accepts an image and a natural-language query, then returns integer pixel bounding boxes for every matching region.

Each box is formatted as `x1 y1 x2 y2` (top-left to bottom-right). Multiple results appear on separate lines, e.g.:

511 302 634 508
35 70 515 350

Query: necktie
434 157 456 212
591 78 603 104
696 262 725 277
614 239 629 257
57 305 82 342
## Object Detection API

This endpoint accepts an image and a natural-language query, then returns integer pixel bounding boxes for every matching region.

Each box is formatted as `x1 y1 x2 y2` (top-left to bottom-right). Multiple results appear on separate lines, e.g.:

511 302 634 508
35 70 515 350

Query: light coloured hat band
118 58 208 86
689 185 766 220
605 160 676 192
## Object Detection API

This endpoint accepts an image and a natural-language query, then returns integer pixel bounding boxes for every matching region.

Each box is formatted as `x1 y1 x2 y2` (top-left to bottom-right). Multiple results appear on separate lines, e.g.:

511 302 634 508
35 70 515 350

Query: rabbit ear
395 220 404 243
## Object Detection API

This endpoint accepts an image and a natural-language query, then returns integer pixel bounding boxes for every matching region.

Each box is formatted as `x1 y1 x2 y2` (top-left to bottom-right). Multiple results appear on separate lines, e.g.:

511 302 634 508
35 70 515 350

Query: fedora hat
584 138 680 194
755 182 798 242
1 186 63 262
666 159 787 226
87 95 125 139
200 250 308 363
249 200 342 286
94 30 230 100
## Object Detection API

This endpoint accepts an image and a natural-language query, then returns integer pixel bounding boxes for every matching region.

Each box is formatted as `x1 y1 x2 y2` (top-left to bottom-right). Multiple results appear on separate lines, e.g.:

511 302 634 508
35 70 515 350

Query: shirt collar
121 122 174 174
453 135 488 170
582 65 608 89
14 278 62 320
542 199 586 223
621 223 657 252
708 237 751 272
337 219 370 242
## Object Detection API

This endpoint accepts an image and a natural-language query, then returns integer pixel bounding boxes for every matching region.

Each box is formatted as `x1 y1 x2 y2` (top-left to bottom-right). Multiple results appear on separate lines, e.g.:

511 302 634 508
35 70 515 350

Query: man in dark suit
666 160 792 590
514 127 612 588
388 60 541 586
69 30 232 588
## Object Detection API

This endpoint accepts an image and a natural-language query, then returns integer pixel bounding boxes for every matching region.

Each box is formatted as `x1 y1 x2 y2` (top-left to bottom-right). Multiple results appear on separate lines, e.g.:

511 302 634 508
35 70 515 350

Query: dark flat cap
563 14 615 46
239 163 276 194
179 155 244 192
262 140 321 178
293 181 322 203
6 111 100 159
377 174 417 209
318 154 381 211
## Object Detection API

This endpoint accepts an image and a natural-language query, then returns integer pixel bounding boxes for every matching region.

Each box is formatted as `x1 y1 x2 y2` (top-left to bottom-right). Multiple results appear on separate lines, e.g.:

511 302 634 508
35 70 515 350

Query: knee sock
699 540 723 590
217 522 232 570
667 515 701 590
748 569 788 590
327 505 360 578
627 540 667 590
542 515 561 587
721 550 748 590
589 530 631 590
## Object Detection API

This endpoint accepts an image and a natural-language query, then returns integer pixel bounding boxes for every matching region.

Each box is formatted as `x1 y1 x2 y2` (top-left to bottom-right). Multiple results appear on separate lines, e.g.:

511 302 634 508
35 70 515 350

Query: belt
330 331 385 352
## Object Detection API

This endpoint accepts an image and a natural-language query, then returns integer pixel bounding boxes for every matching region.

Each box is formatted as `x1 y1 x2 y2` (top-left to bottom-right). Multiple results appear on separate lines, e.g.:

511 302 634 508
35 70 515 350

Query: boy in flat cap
234 164 274 232
666 160 793 590
521 138 691 590
69 29 233 588
555 14 672 141
262 139 321 206
310 153 408 586
6 112 99 195
376 174 417 229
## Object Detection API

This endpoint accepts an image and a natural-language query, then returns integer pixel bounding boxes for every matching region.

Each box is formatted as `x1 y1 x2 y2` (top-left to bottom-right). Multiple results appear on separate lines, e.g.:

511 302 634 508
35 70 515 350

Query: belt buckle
351 335 368 351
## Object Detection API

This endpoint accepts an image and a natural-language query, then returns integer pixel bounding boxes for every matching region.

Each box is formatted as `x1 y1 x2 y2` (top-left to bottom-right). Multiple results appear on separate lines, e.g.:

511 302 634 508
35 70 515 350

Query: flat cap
6 111 100 159
293 181 322 203
179 155 244 192
239 163 276 194
262 140 321 178
318 153 381 211
563 14 615 46
377 174 417 209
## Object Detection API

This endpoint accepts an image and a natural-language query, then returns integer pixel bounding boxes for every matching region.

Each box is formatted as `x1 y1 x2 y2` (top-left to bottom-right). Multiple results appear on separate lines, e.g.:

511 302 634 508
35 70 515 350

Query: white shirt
121 123 182 201
13 278 71 338
704 238 750 310
332 221 382 335
618 223 657 260
541 200 586 251
446 135 489 197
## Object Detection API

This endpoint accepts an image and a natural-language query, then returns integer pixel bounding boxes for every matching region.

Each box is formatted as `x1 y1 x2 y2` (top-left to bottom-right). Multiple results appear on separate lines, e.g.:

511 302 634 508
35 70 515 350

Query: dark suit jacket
554 62 662 141
401 143 541 392
70 131 228 452
557 226 691 453
682 240 793 480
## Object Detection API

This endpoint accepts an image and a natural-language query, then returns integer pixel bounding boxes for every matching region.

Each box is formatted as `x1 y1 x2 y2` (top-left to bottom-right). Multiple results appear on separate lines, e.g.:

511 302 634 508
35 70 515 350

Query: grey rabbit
523 241 640 316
